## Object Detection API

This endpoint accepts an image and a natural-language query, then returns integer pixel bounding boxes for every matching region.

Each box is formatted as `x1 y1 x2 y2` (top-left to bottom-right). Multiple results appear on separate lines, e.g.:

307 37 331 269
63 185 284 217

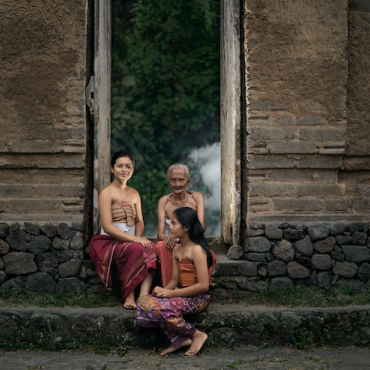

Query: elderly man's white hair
166 163 191 182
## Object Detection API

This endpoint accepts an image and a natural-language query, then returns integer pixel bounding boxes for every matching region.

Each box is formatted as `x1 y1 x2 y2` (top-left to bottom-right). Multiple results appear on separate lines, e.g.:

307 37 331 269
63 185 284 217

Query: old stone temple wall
218 0 370 295
1 0 370 295
0 0 96 292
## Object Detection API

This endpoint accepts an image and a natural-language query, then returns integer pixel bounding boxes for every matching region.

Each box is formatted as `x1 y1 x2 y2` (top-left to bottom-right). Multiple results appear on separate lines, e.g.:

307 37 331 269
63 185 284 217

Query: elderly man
156 163 205 285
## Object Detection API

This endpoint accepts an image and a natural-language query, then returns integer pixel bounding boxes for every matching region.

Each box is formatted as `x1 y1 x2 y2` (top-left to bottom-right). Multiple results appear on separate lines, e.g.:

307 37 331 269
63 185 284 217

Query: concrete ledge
1 304 370 350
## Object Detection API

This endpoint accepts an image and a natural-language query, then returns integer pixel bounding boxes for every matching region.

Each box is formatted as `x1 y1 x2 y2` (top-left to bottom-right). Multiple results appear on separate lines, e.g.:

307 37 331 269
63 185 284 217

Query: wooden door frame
93 0 243 245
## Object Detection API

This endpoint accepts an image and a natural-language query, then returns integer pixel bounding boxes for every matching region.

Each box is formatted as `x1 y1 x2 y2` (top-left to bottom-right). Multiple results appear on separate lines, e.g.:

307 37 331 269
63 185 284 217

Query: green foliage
291 327 314 349
111 0 221 233
2 285 370 309
112 0 220 169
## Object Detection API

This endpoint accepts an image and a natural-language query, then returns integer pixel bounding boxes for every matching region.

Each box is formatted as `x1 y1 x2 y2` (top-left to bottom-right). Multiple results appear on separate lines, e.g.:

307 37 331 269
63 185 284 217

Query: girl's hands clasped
152 286 173 298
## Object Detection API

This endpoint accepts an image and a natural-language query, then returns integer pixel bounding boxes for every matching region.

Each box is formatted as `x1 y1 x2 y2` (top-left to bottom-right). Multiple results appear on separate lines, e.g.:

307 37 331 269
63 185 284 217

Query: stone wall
1 220 370 296
243 0 370 226
0 0 92 235
0 222 101 293
1 0 370 294
213 222 370 298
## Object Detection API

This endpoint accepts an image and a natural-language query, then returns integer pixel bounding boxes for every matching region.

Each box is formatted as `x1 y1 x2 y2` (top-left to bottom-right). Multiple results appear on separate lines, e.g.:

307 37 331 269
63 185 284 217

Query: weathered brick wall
1 0 370 294
0 0 91 228
223 0 370 292
244 0 353 224
343 0 370 214
0 0 95 293
244 0 370 228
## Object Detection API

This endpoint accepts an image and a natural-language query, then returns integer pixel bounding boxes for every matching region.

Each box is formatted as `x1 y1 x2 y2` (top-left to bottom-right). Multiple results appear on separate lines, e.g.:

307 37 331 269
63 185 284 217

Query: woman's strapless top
111 200 136 226
100 222 135 236
178 258 213 287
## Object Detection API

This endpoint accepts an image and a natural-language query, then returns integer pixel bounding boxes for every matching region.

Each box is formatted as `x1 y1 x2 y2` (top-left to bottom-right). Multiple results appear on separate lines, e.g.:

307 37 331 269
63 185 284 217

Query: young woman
89 150 157 309
156 163 205 285
137 207 216 356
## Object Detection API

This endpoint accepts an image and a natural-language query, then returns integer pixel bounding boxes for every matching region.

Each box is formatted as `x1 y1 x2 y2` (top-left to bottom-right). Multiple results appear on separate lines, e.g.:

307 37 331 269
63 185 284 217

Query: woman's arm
164 249 180 289
157 196 176 249
133 189 144 237
133 190 153 248
195 192 206 232
157 196 167 241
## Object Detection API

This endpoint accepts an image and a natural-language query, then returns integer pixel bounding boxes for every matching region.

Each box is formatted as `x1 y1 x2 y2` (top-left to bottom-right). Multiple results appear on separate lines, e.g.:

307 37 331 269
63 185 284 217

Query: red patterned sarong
89 234 157 300
155 241 177 286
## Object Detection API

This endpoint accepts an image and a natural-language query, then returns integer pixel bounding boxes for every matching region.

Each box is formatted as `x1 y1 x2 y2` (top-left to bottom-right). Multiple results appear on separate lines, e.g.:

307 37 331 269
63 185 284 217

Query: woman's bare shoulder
125 186 141 203
126 185 139 195
172 243 182 257
99 183 114 197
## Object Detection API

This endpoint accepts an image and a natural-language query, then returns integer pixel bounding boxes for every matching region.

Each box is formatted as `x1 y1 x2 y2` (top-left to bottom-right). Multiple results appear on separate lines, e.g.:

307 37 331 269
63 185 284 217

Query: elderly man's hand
164 234 175 250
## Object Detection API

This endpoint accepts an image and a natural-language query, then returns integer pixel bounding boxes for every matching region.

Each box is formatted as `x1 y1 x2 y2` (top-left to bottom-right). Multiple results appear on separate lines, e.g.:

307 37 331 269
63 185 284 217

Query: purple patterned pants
137 293 211 347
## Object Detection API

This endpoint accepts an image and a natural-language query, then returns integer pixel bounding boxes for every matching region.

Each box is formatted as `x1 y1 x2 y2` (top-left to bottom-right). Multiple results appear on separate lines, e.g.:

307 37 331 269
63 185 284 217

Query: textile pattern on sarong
89 234 157 300
137 293 211 347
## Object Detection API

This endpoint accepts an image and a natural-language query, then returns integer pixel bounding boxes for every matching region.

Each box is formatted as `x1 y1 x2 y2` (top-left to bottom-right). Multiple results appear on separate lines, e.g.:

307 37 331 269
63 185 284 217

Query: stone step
0 304 369 350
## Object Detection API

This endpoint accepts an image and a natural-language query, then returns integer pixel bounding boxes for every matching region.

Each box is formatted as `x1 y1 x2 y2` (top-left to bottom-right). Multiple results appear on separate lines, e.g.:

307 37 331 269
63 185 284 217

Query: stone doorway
92 0 243 245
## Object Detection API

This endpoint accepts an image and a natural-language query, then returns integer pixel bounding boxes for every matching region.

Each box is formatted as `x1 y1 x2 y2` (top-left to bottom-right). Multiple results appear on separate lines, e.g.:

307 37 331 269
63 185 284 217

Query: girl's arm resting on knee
153 253 181 297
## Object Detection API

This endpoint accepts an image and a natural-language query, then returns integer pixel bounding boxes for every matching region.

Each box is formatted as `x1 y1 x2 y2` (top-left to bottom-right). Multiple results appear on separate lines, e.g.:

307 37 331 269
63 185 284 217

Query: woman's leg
123 290 136 309
113 242 157 308
139 273 153 296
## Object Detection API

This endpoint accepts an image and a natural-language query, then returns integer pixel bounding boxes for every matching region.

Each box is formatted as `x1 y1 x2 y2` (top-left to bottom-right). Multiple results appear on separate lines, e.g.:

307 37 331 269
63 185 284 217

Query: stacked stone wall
213 222 370 297
0 222 101 294
1 220 370 297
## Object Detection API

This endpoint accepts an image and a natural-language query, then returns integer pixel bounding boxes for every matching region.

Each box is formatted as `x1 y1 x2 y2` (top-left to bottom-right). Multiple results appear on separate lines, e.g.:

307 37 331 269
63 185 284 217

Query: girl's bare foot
185 330 208 356
160 338 192 356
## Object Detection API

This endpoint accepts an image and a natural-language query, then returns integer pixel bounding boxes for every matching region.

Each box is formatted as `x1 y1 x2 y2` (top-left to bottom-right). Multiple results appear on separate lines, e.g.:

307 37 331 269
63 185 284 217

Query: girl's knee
137 294 157 310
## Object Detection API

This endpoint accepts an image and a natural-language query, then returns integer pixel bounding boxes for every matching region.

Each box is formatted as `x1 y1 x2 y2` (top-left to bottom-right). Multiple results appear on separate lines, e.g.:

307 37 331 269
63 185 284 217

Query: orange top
111 201 136 226
178 250 217 287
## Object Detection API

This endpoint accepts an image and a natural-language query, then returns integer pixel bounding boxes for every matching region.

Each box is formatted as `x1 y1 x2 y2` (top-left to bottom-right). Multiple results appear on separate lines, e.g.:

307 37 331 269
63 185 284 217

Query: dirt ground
1 345 370 370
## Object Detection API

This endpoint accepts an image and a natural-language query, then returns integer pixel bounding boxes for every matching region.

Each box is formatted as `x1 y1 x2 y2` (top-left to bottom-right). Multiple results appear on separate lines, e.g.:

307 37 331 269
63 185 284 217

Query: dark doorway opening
111 0 221 236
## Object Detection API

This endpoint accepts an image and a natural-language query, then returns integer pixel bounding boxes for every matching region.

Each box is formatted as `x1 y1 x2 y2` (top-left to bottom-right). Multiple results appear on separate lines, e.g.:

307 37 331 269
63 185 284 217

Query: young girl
137 207 217 356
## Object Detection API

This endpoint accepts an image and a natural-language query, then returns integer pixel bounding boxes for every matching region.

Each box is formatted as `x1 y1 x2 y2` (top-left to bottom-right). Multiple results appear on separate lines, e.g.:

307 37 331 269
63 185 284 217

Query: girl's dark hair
111 150 135 168
173 207 213 268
